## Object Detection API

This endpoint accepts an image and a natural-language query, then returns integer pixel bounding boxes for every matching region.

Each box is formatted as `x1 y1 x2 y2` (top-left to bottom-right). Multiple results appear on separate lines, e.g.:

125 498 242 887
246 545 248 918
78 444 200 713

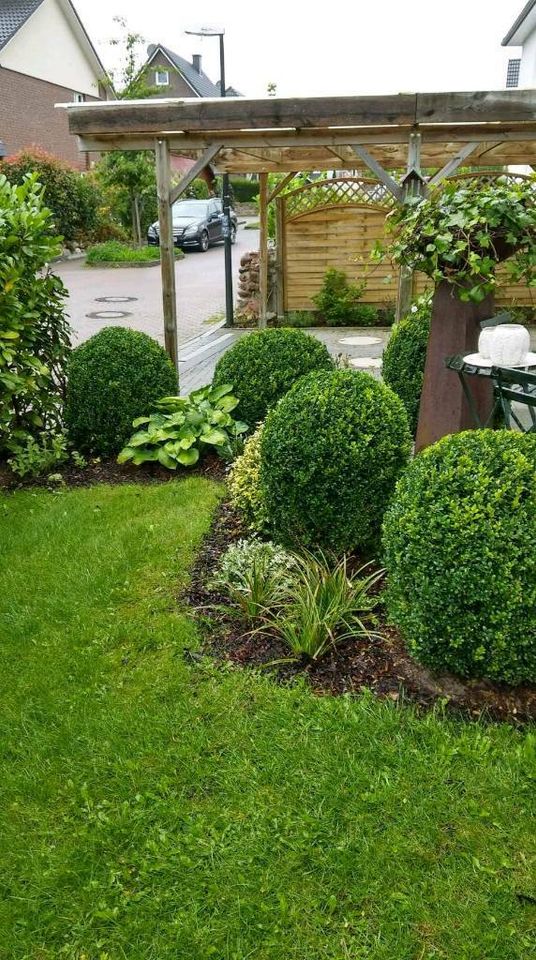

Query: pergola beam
76 127 536 155
155 138 178 376
428 141 482 186
169 143 222 203
66 90 536 137
350 145 403 200
267 172 298 203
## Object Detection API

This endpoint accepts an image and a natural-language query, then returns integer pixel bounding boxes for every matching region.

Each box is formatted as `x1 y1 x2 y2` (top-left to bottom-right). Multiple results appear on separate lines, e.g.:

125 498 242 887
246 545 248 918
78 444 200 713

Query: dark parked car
147 198 238 252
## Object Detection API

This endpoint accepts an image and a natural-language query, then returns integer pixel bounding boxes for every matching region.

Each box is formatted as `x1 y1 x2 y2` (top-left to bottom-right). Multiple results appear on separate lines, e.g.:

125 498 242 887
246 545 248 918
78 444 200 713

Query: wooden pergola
63 89 536 372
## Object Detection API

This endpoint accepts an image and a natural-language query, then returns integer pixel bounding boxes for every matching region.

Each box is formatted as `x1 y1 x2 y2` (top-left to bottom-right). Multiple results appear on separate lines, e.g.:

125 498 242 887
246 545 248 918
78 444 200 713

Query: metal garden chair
493 366 536 433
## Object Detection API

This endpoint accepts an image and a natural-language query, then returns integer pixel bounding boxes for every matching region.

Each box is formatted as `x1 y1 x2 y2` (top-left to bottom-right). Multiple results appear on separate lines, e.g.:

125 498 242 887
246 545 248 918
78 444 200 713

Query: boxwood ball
65 326 177 457
260 369 411 552
211 328 333 428
382 430 536 684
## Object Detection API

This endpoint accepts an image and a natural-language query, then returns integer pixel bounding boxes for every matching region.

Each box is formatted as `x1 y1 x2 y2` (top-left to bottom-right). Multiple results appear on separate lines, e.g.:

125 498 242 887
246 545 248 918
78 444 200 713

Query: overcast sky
75 0 524 98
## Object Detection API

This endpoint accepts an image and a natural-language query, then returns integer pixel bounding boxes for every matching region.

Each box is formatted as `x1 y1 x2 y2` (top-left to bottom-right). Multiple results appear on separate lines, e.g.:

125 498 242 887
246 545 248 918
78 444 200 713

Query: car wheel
230 224 237 245
198 231 209 252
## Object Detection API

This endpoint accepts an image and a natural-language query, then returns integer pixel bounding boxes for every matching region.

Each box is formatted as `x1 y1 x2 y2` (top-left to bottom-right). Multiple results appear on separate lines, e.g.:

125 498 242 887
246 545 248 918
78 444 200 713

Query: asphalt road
56 222 259 347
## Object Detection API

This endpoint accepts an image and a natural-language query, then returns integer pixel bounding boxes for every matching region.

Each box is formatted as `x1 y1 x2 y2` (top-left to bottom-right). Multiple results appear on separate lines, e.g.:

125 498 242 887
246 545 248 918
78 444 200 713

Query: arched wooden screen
280 174 535 313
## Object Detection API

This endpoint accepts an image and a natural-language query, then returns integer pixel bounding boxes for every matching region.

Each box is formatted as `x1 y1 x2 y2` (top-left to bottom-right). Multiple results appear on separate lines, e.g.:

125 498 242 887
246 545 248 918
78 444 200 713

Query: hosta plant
117 384 247 469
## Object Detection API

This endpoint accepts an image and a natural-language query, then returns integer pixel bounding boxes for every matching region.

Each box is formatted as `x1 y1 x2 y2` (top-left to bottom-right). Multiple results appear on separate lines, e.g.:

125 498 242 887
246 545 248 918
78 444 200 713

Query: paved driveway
56 222 259 347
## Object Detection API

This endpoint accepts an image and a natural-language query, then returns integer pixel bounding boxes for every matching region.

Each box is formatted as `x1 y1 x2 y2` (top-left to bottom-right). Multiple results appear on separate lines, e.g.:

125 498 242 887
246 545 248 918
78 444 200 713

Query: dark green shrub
261 369 411 552
382 294 431 435
230 177 260 202
1 149 100 244
65 327 177 456
312 269 368 326
212 328 333 427
382 430 536 684
0 173 70 457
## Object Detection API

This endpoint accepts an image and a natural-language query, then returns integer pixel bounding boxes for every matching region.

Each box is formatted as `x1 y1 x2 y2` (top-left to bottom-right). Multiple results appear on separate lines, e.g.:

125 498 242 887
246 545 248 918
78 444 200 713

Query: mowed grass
0 481 534 960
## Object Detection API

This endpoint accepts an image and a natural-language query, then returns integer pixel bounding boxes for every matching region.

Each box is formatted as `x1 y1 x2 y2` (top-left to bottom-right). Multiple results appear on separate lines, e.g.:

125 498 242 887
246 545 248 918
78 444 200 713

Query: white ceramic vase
478 327 496 360
488 324 530 366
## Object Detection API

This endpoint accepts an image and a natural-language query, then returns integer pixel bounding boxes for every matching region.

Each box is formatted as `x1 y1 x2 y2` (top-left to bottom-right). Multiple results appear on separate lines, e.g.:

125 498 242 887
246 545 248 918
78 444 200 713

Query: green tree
95 19 158 245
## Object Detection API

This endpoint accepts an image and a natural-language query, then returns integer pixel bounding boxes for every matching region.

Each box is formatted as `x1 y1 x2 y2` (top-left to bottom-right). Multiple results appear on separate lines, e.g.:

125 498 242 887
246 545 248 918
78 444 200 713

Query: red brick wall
0 67 101 169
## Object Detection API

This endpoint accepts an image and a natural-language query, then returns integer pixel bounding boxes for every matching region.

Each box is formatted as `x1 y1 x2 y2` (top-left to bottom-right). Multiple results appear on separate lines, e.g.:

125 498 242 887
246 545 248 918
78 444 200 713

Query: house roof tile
0 0 44 51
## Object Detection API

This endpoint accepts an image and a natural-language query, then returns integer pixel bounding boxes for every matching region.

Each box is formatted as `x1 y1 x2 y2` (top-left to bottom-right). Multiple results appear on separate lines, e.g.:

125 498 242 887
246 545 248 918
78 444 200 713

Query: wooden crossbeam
66 90 536 139
349 145 403 200
268 172 298 203
428 141 482 186
169 144 222 204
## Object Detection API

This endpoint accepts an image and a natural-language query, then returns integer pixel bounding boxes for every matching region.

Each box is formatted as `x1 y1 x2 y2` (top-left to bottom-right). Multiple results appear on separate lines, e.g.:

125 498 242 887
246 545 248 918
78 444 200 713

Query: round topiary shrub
65 327 177 456
382 431 536 684
382 294 431 435
228 425 269 533
260 369 412 552
212 328 333 427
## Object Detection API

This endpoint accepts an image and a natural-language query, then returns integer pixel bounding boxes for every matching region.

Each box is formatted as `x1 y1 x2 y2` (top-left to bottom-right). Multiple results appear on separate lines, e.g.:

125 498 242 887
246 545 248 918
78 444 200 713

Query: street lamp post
185 27 234 327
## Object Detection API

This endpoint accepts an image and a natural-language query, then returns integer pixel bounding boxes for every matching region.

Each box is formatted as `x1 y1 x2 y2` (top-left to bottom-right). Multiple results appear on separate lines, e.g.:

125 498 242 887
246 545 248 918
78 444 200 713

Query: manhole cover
339 336 382 346
95 296 138 303
349 357 382 369
86 310 132 320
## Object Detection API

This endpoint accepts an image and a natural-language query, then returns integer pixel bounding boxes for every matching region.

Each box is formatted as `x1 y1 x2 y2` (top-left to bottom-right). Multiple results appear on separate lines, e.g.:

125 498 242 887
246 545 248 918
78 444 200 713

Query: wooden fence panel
282 177 534 314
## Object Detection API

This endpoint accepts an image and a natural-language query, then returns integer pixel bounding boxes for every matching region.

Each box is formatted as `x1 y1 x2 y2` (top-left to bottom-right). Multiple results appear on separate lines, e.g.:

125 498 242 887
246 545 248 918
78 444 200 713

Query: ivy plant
387 176 536 302
117 384 248 469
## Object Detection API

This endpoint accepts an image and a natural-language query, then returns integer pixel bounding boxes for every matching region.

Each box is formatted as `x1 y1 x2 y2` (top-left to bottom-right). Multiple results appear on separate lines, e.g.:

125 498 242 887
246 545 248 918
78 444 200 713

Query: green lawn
0 480 534 960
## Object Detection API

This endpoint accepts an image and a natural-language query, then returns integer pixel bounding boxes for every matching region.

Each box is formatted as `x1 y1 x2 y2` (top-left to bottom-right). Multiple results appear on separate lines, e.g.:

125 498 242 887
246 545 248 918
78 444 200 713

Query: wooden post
258 172 269 329
395 133 424 323
415 282 494 451
155 138 179 378
274 196 285 322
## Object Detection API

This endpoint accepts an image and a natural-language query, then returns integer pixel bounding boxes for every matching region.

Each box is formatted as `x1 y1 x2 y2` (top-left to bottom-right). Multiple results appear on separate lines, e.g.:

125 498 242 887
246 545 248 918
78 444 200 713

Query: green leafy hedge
1 149 100 244
261 369 411 552
230 177 260 202
382 430 536 684
0 173 70 458
382 294 431 435
65 327 177 456
212 328 333 427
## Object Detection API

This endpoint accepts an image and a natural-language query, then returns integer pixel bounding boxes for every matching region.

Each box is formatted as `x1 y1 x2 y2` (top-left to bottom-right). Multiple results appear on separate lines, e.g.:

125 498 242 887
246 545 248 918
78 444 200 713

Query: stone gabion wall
236 249 277 325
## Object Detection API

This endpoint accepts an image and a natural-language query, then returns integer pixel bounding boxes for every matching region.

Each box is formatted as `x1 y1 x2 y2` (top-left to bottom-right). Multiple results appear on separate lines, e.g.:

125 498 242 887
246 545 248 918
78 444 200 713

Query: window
155 70 169 86
506 59 521 88
73 92 85 103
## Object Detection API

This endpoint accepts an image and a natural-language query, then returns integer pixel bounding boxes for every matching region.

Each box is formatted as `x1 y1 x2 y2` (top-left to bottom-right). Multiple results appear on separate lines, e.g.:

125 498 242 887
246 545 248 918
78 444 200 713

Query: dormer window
155 70 169 86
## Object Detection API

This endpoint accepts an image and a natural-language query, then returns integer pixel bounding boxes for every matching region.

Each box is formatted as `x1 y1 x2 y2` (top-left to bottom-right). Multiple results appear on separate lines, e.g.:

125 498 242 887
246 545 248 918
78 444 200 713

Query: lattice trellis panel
281 172 535 313
284 177 395 220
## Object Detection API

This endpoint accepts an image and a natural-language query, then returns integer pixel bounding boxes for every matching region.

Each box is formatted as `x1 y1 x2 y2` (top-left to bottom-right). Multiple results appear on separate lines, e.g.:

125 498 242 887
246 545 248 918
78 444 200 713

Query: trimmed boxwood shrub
382 430 536 684
261 369 412 552
382 294 431 435
212 328 333 427
65 327 177 456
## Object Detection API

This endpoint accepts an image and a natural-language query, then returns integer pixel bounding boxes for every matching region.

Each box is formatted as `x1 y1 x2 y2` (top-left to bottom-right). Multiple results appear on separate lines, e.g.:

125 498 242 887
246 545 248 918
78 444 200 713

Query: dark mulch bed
185 500 536 724
0 452 228 492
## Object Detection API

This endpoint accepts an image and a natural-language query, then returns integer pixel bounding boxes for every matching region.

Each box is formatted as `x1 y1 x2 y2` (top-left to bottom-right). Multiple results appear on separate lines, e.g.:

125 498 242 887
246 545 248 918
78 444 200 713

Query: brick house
143 44 224 99
0 0 110 169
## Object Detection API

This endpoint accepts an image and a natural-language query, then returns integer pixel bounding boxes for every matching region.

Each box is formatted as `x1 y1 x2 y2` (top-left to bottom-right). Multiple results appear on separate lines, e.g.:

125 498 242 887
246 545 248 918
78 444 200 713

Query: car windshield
172 201 209 217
